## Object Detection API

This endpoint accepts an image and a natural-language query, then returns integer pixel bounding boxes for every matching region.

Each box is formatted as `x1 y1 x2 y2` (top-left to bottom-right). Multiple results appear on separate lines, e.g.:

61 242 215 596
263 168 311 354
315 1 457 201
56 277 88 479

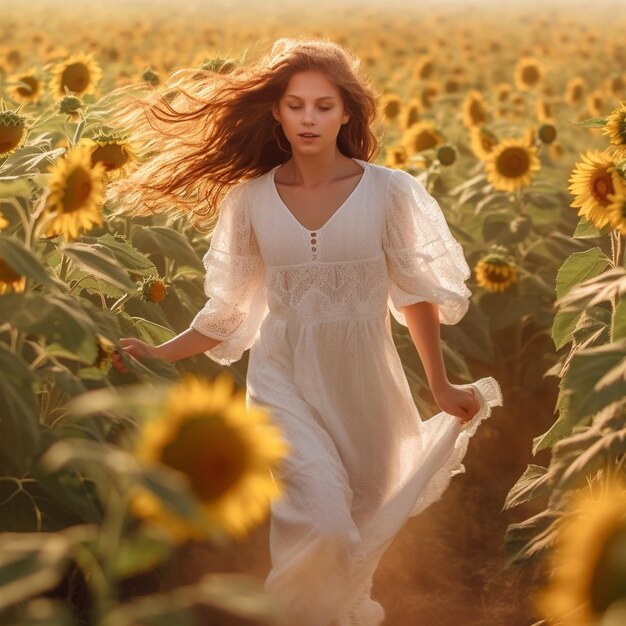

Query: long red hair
104 37 382 232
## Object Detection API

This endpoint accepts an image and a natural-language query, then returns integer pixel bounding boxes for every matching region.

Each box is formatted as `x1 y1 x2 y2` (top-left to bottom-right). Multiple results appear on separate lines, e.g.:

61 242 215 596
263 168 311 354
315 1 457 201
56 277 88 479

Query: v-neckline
270 158 368 233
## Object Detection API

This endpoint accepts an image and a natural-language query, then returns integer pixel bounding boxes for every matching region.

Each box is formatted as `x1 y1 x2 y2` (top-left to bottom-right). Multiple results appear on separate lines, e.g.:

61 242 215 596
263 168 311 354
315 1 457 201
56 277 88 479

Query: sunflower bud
141 67 160 86
140 276 168 303
436 144 457 166
538 123 557 144
58 95 83 115
0 109 27 158
200 57 238 74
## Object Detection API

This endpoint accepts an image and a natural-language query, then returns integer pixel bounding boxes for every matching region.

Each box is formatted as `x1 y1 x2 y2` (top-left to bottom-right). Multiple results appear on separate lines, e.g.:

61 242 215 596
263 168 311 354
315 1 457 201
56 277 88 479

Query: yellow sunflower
401 98 421 130
461 89 489 129
495 83 513 103
0 257 26 294
0 109 27 159
78 131 139 180
414 54 434 81
485 138 541 192
603 101 626 153
568 150 625 229
131 373 288 541
536 97 555 123
402 120 445 155
421 81 440 108
566 77 586 106
379 93 403 124
385 145 409 169
48 52 103 99
6 69 44 105
587 90 607 118
605 75 624 99
43 144 107 240
474 247 518 292
514 56 545 92
0 212 8 230
469 126 499 160
534 482 626 626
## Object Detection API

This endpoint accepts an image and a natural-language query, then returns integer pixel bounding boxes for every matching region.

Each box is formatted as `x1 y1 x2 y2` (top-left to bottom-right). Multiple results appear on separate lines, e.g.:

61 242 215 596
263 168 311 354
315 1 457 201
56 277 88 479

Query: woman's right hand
112 338 160 374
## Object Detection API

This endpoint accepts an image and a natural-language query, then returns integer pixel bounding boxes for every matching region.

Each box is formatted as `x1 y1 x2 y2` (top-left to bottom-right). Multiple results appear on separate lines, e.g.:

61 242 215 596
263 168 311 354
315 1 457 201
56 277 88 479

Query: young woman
109 37 502 626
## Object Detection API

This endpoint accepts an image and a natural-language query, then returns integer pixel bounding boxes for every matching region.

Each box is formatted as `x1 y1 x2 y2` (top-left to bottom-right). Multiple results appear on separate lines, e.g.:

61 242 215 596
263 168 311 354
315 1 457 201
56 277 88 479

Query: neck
282 148 354 187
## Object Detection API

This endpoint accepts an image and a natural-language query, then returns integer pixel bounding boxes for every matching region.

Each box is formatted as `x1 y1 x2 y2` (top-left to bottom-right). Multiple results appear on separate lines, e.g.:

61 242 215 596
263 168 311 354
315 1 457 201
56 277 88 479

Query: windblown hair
105 37 382 232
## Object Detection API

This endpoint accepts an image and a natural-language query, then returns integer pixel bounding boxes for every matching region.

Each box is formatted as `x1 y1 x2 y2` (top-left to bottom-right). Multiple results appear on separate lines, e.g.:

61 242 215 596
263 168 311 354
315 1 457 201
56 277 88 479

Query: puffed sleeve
383 168 472 326
189 182 268 365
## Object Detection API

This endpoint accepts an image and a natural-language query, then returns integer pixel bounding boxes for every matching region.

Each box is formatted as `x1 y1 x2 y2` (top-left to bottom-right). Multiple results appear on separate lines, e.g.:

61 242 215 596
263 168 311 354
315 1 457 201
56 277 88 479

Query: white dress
190 158 503 626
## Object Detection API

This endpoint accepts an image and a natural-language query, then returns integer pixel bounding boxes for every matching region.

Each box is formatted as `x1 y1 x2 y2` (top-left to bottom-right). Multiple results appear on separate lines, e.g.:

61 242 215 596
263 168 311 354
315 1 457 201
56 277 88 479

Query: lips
298 133 319 137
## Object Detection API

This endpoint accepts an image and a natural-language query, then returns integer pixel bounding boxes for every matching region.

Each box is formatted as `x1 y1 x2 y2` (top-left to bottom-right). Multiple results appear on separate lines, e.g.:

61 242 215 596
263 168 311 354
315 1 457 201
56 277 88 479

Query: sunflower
568 150 625 229
536 97 555 123
566 77 586 106
402 120 445 155
6 69 44 105
380 93 403 123
0 109 27 159
603 102 626 153
538 123 558 144
414 55 434 81
534 482 626 626
485 138 541 192
474 247 518 292
48 52 103 99
436 144 457 166
131 373 288 540
401 98 421 130
461 89 489 129
421 82 440 108
43 144 107 239
385 145 409 169
606 185 626 236
605 75 624 98
139 276 168 303
0 256 26 294
587 90 607 118
469 126 498 160
514 56 545 92
94 334 116 370
495 83 513 103
0 212 8 230
78 130 139 180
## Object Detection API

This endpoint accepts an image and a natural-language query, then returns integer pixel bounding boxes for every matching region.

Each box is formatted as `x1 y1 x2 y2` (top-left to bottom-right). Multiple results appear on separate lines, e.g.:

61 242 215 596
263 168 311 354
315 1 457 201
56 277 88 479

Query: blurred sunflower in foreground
474 246 518 293
568 150 625 229
0 256 26 294
603 101 626 156
43 144 108 239
534 482 626 626
131 373 288 541
485 137 541 192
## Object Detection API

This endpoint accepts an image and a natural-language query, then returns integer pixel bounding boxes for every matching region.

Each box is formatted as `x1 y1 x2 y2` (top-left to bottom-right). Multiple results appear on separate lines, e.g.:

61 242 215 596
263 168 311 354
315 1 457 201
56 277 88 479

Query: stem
110 293 131 312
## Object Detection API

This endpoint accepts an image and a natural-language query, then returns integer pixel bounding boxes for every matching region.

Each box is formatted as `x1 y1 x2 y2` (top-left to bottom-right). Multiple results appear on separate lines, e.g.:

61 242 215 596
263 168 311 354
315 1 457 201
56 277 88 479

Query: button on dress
190 158 503 626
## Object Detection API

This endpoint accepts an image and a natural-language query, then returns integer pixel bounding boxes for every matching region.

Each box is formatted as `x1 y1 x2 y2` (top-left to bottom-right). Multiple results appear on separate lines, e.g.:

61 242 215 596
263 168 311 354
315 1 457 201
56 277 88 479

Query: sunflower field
1 0 625 624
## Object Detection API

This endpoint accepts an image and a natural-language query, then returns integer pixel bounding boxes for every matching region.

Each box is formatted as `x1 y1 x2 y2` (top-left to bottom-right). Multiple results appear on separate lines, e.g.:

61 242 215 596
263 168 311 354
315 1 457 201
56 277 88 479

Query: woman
110 37 502 626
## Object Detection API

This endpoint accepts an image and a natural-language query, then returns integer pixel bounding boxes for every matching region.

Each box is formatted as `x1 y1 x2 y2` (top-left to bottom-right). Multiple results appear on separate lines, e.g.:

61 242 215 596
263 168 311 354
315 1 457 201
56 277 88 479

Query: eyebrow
283 94 336 101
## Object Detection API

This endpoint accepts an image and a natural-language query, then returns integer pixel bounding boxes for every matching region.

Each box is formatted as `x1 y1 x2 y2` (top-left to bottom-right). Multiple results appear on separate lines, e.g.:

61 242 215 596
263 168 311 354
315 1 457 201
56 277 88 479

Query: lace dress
190 158 503 626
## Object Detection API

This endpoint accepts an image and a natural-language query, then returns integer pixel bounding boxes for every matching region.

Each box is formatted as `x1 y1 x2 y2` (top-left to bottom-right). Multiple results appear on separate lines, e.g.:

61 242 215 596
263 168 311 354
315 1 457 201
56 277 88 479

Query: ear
342 112 350 125
271 103 280 122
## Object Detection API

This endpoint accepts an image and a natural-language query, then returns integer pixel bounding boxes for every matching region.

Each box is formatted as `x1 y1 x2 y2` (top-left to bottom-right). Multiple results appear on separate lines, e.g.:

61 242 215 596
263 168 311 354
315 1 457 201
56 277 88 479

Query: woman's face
272 70 350 157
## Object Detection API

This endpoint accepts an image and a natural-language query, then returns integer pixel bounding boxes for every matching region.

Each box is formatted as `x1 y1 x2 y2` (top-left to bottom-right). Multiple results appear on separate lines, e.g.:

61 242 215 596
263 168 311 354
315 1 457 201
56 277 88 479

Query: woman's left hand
431 382 481 424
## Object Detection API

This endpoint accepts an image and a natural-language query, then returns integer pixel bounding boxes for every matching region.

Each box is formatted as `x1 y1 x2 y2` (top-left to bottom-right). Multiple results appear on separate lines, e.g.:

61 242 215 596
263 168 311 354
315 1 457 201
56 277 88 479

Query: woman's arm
112 328 223 373
399 301 479 422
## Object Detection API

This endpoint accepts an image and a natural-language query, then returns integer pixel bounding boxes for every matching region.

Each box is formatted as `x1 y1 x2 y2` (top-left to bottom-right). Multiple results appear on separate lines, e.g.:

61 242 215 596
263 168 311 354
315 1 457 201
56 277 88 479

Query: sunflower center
160 418 248 502
17 76 39 97
496 147 530 178
91 143 129 170
61 166 93 214
414 130 439 152
384 100 401 120
592 172 614 204
521 65 541 85
469 100 486 124
406 106 419 128
485 264 510 283
61 63 90 93
0 125 24 154
0 259 22 283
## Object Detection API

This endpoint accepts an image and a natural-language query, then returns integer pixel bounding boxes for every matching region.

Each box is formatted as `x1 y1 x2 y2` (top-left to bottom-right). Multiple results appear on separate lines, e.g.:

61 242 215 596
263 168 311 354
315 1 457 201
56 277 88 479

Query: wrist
430 377 451 395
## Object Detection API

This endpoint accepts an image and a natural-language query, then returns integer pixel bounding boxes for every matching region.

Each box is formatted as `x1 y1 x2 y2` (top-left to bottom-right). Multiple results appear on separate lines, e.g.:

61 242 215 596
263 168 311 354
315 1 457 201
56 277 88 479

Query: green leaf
112 530 172 579
0 237 65 291
503 509 563 567
502 464 551 510
131 226 204 272
572 216 613 239
564 339 626 425
63 242 136 291
613 294 626 341
572 116 608 127
131 317 176 345
0 346 40 476
82 233 157 277
555 247 611 300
